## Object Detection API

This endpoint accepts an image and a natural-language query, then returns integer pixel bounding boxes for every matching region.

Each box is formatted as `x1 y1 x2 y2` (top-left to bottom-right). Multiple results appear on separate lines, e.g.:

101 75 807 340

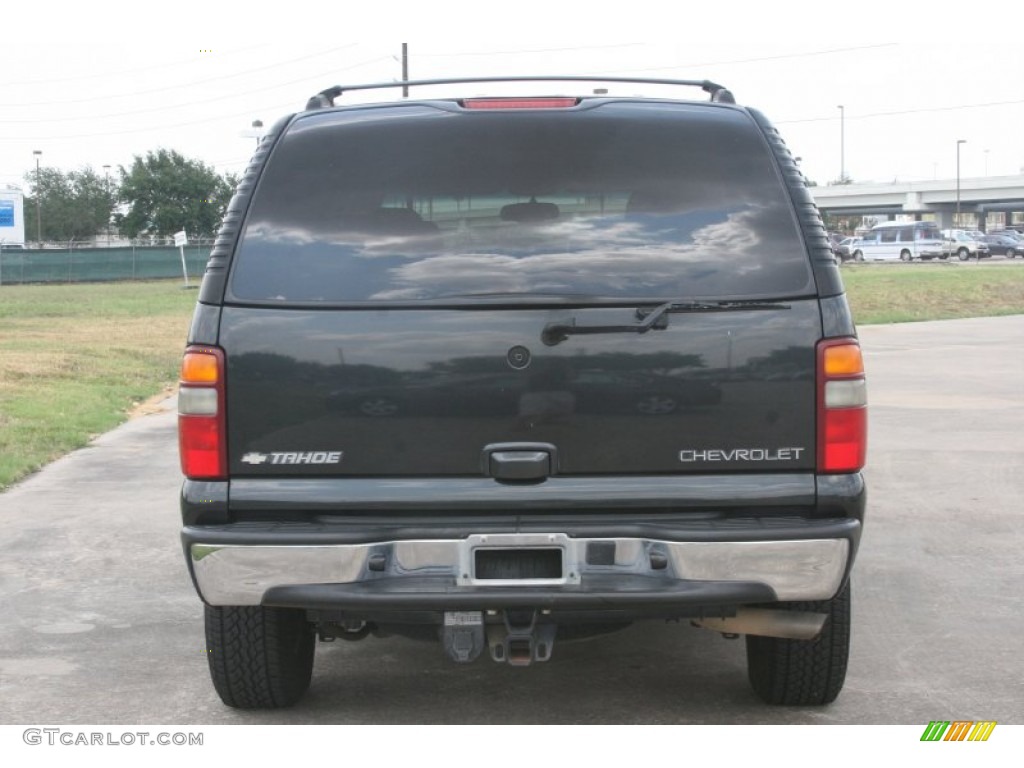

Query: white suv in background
941 229 991 261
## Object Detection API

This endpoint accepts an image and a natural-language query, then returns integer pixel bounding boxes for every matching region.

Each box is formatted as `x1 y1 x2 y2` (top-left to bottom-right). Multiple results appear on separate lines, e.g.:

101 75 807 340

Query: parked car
994 230 1024 257
835 236 859 262
941 229 991 260
981 233 1022 258
178 75 866 709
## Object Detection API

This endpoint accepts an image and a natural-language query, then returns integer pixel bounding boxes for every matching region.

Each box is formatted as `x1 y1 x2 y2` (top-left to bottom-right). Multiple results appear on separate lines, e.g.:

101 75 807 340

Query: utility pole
33 150 42 246
103 164 111 247
837 105 846 183
956 139 966 230
402 43 409 98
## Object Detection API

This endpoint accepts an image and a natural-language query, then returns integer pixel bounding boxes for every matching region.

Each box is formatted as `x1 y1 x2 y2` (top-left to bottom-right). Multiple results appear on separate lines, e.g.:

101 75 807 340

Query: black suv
178 77 867 709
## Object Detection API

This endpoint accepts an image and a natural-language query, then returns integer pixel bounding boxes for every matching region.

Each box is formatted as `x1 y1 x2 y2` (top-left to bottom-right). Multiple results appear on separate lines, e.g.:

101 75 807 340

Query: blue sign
0 201 14 227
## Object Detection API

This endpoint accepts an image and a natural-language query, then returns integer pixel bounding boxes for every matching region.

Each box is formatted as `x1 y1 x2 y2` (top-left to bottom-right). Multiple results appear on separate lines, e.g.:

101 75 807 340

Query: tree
823 213 864 234
23 166 115 243
116 150 235 239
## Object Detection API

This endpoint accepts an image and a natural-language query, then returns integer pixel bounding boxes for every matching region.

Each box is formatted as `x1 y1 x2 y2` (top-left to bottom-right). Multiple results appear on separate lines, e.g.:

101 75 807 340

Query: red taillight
817 338 867 473
178 346 226 480
462 97 578 110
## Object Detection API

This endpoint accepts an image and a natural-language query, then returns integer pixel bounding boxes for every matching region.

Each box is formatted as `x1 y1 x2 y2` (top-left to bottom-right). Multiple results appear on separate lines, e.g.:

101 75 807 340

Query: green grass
842 263 1024 324
0 281 196 489
0 267 1022 490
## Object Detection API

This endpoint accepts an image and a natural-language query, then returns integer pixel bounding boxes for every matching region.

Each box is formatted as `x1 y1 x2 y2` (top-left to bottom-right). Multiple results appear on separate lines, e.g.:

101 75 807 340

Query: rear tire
957 248 970 261
852 250 863 262
205 605 315 709
899 249 911 262
746 582 851 705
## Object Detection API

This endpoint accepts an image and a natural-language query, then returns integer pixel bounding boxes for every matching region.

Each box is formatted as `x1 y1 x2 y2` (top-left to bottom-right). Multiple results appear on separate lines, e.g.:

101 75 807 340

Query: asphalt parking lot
1 315 1022 725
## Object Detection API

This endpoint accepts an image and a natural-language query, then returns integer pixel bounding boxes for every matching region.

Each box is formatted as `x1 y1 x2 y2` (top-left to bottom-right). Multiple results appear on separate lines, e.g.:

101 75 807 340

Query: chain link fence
0 244 213 286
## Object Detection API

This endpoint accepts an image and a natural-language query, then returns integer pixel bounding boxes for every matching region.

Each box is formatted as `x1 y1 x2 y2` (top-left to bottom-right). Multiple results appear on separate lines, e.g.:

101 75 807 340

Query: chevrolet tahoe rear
178 77 866 709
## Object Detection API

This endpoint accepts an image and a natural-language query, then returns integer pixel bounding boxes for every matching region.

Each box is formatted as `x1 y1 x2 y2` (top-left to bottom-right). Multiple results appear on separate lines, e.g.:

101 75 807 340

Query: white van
851 222 945 262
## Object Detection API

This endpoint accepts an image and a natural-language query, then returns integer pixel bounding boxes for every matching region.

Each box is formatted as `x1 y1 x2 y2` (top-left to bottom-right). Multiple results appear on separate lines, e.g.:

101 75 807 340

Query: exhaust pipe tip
694 608 827 640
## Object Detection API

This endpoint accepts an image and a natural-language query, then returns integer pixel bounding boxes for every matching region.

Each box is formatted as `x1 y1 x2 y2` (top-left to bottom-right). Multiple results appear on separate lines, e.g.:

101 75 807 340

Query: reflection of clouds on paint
222 304 818 374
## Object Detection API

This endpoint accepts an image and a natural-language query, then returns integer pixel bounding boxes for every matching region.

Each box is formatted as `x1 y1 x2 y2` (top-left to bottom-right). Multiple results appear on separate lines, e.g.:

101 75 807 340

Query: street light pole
956 139 966 230
402 43 409 98
837 105 845 182
102 164 111 247
33 150 42 246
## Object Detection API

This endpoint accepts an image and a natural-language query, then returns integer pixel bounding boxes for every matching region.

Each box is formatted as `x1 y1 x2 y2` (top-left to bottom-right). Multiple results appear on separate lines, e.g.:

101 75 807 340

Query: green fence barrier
0 246 211 286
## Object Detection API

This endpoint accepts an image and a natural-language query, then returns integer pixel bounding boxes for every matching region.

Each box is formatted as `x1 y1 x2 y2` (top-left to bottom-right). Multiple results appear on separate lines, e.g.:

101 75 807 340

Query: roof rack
304 76 735 111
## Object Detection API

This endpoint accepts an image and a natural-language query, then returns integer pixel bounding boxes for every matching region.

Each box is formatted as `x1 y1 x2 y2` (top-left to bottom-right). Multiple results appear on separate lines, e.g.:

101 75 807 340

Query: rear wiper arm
541 300 790 346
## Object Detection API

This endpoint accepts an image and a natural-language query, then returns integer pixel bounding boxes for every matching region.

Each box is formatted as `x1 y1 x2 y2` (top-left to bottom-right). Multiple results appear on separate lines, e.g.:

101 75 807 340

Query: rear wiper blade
541 300 791 346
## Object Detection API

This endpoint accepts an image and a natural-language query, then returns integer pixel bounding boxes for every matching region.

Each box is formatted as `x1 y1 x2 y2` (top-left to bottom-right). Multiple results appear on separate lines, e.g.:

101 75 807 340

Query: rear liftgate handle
483 442 557 482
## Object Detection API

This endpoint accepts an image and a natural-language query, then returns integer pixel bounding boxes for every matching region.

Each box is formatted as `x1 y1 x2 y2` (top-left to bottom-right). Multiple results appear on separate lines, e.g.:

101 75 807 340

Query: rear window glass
229 102 813 304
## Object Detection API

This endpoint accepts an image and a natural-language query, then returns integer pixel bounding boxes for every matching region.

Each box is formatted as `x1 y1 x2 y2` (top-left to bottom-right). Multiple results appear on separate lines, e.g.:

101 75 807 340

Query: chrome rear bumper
189 533 849 607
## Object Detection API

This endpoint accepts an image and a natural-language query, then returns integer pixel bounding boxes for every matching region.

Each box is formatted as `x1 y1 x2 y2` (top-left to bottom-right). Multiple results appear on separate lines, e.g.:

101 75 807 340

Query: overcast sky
3 2 1023 193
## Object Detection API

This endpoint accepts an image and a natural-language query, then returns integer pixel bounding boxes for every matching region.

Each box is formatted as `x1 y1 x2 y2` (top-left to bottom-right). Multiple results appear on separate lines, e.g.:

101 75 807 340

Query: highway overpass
810 174 1024 230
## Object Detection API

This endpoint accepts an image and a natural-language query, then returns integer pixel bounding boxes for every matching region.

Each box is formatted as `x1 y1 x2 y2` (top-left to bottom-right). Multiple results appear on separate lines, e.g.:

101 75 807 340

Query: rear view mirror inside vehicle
500 198 560 222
